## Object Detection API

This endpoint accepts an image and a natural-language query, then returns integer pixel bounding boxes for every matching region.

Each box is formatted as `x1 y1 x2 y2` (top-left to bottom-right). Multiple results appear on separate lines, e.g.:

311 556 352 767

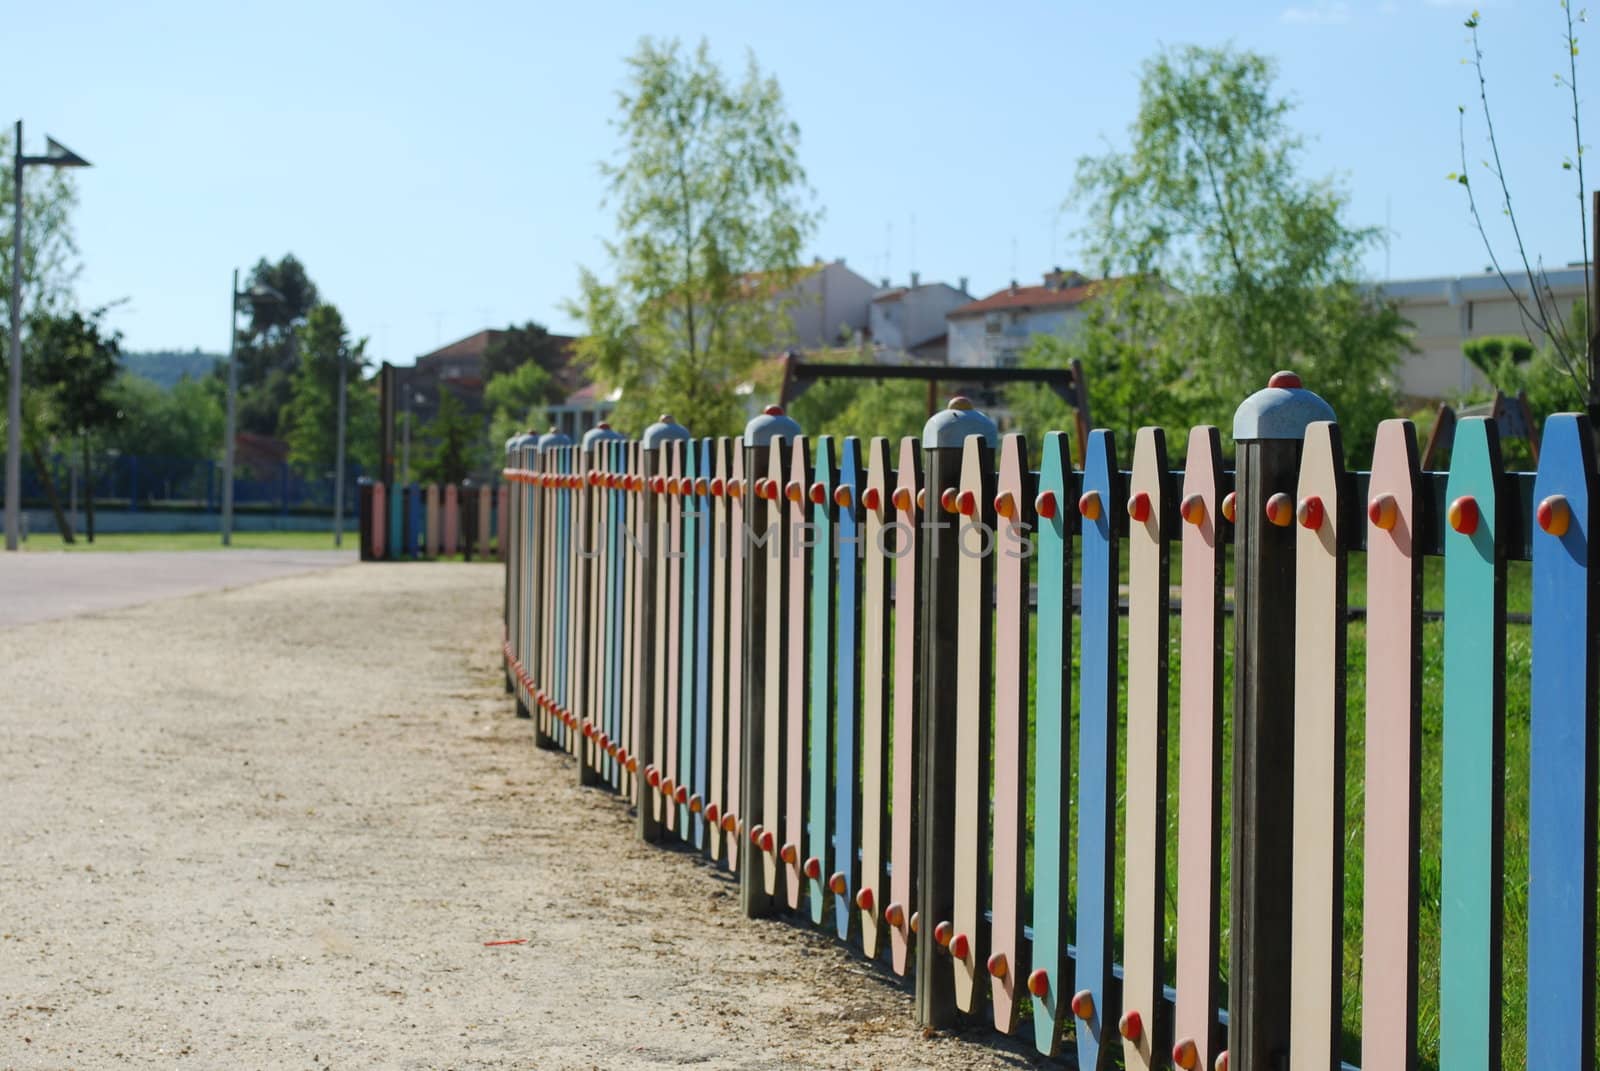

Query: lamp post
7 121 90 552
220 274 283 546
333 341 348 548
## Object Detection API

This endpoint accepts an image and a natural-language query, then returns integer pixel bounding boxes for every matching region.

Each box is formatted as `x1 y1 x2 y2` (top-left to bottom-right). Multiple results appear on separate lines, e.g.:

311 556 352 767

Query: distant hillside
122 349 224 390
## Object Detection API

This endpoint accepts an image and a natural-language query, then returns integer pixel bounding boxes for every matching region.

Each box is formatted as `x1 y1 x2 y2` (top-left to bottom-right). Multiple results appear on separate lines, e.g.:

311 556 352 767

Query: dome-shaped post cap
855 887 875 912
763 404 784 416
827 872 847 896
986 952 1008 978
801 856 822 881
1026 968 1050 997
1268 370 1302 389
1172 1038 1199 1069
947 395 973 410
1070 989 1096 1021
1118 1009 1143 1041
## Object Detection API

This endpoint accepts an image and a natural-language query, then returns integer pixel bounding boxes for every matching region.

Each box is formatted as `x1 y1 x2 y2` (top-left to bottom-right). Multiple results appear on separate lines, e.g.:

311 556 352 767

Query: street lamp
220 274 283 546
6 121 90 552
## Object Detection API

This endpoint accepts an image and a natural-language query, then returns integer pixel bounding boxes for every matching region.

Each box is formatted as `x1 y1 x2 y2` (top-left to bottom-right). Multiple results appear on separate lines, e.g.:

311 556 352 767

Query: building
946 270 1101 368
1380 266 1590 400
868 274 971 363
775 259 880 350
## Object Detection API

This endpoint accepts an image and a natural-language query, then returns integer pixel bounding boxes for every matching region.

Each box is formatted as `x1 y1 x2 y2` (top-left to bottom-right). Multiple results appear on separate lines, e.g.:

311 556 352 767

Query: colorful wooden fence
499 385 1599 1070
357 477 507 561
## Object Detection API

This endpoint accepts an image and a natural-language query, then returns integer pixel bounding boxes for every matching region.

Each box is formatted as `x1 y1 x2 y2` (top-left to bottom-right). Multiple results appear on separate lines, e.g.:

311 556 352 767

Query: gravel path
1 562 1035 1070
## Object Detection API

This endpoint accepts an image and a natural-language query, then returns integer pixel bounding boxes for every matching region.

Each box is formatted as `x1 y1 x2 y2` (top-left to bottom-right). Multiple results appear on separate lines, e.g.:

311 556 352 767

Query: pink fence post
443 484 459 556
425 483 440 557
372 481 386 560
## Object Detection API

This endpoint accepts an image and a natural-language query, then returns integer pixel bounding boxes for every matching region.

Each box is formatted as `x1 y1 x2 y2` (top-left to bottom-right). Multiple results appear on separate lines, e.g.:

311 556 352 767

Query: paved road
0 549 356 630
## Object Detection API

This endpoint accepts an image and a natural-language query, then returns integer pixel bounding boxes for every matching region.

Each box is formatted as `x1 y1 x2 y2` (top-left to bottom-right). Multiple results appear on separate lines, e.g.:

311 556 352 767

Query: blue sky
6 0 1592 365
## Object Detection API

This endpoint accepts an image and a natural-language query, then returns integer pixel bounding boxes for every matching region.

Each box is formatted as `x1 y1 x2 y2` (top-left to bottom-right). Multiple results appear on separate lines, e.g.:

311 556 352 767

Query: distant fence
356 480 506 561
15 453 364 516
499 383 1597 1071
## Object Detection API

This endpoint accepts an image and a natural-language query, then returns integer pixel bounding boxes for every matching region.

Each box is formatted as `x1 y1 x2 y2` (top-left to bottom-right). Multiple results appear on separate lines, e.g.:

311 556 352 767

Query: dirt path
0 563 1035 1070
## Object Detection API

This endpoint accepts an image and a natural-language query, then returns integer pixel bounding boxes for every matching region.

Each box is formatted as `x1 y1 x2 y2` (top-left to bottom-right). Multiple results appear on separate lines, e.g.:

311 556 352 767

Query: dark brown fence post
358 478 375 561
915 397 998 1029
638 415 690 843
1228 371 1334 1068
739 405 800 919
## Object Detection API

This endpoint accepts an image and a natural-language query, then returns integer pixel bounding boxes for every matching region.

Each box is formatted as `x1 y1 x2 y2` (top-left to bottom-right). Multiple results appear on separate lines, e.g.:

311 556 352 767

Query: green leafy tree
1069 45 1409 458
1008 277 1195 460
106 373 224 460
27 310 123 540
783 347 928 442
415 390 478 486
483 322 570 384
1451 5 1596 428
484 360 555 454
570 37 819 434
281 304 374 475
230 254 320 437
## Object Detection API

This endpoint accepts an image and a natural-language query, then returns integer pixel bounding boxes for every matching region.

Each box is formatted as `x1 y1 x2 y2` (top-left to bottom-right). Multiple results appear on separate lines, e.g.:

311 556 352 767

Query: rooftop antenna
909 212 917 281
1011 235 1018 281
1384 196 1392 281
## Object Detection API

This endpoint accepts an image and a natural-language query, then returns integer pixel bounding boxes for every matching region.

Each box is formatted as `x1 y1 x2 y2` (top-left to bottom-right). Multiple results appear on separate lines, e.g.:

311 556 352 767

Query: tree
281 304 373 476
1451 6 1596 430
569 37 819 435
1008 277 1194 460
106 373 224 461
484 360 555 453
783 346 929 443
415 390 478 486
483 321 570 384
1068 45 1409 458
28 310 123 540
229 254 320 437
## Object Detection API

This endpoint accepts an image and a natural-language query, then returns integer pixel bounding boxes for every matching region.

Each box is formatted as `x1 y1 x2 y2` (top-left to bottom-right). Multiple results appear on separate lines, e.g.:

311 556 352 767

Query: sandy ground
0 562 1037 1070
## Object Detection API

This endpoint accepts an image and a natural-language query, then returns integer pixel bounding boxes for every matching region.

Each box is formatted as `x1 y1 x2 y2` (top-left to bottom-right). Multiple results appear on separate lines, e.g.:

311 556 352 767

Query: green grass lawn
18 529 352 553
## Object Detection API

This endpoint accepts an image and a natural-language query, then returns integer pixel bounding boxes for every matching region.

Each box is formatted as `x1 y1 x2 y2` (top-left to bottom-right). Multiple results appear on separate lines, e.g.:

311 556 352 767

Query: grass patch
19 530 352 553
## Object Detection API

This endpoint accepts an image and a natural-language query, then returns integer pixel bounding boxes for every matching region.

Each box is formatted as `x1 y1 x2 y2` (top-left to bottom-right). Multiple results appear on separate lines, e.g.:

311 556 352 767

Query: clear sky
6 0 1592 366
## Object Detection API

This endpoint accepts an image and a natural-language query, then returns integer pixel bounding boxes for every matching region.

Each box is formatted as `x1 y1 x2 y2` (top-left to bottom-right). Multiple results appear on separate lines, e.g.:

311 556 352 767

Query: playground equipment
500 381 1596 1071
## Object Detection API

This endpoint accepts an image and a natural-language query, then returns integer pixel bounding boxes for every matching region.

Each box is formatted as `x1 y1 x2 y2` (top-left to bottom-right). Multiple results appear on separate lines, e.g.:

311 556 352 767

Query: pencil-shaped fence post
1288 420 1348 1068
888 435 923 977
1121 425 1172 1070
989 432 1031 1035
579 423 625 788
1173 425 1226 1071
739 406 799 917
1360 418 1423 1070
1029 430 1073 1057
915 396 998 1029
1526 412 1598 1071
638 415 689 843
1440 416 1506 1071
1228 371 1333 1068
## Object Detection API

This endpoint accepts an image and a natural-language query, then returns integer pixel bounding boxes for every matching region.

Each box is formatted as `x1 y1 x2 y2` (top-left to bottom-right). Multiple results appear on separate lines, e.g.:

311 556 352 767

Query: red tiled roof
947 280 1107 319
417 329 505 363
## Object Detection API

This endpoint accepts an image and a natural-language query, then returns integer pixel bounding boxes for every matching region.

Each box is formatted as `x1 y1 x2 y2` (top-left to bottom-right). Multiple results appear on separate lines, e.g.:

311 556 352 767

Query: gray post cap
642 413 691 449
581 421 625 451
538 426 573 452
1232 370 1337 441
922 396 1000 449
506 430 539 454
744 404 802 447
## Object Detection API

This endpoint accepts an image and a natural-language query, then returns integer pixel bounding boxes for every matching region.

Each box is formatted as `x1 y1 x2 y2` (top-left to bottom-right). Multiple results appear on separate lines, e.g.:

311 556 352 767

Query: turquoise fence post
1439 416 1506 1071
